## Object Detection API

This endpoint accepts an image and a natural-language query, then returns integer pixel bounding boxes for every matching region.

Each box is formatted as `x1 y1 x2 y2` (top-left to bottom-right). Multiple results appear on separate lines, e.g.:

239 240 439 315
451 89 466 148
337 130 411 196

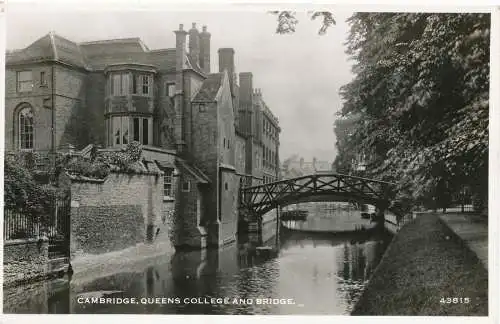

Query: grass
351 213 488 316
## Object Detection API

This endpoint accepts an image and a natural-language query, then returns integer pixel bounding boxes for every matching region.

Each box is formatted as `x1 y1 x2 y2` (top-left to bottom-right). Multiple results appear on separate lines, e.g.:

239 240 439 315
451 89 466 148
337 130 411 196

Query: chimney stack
188 23 200 67
239 72 253 135
199 25 211 74
175 23 188 73
218 48 236 91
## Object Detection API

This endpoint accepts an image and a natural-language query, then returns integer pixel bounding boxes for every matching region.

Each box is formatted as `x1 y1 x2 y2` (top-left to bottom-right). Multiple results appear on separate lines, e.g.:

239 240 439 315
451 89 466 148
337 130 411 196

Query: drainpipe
51 64 56 175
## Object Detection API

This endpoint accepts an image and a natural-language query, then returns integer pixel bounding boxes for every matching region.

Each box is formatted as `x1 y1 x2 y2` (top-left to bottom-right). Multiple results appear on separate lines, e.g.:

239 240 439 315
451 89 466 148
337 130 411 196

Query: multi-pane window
17 71 33 92
132 74 152 95
142 75 149 94
112 116 129 145
109 116 152 147
163 168 173 197
112 73 130 96
132 117 151 146
40 71 47 86
19 107 34 150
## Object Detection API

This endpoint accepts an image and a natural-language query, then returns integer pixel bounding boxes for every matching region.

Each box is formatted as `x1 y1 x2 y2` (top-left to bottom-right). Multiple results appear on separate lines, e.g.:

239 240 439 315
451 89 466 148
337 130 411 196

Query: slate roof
192 73 223 102
186 53 204 75
7 33 58 65
6 32 198 74
176 158 210 184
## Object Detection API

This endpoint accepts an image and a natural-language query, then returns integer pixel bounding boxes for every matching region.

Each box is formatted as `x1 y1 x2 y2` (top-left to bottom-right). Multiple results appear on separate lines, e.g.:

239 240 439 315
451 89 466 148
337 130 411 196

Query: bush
64 141 145 179
4 153 57 222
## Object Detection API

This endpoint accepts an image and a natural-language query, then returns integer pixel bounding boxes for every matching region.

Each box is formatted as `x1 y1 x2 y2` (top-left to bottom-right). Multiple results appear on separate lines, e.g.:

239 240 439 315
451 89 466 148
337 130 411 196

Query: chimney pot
192 22 196 29
179 24 184 30
199 25 211 73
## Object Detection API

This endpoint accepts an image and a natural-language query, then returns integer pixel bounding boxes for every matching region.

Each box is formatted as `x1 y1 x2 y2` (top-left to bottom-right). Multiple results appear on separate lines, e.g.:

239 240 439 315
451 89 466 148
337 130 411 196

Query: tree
336 13 489 212
269 11 335 35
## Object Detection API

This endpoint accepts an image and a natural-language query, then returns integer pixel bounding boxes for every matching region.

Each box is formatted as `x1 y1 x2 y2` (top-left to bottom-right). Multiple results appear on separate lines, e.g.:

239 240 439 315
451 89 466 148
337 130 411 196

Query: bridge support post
275 205 281 249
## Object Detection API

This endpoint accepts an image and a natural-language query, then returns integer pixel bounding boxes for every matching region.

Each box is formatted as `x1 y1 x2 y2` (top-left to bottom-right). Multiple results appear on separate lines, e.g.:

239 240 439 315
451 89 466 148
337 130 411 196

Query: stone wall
68 171 164 259
3 238 49 287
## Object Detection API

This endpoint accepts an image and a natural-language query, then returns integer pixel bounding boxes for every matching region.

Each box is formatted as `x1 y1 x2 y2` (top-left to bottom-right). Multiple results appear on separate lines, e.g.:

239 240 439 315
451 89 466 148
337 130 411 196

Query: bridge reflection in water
3 203 392 315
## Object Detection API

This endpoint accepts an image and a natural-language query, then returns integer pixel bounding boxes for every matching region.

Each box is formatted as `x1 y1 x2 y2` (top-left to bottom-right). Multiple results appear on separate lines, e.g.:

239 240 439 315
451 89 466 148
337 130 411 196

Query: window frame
131 116 152 146
17 71 33 93
109 115 152 147
132 74 153 96
111 73 130 96
163 168 174 198
181 179 191 192
166 82 176 97
142 75 150 95
40 71 47 87
18 106 34 151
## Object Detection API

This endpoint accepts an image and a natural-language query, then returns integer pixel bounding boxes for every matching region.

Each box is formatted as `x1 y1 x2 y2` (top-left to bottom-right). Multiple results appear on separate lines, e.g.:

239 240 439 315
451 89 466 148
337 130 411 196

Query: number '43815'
440 297 471 304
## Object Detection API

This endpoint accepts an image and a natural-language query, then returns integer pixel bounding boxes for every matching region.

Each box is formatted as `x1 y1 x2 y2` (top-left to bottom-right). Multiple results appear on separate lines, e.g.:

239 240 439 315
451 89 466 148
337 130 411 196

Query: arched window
18 106 34 150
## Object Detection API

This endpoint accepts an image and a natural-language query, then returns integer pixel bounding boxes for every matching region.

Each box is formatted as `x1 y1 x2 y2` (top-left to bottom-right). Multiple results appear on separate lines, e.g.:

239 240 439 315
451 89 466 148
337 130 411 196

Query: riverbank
352 213 488 316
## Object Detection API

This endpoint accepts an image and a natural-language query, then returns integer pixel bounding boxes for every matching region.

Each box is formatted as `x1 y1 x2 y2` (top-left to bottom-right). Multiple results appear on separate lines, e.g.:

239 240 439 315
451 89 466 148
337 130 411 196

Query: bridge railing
240 173 397 216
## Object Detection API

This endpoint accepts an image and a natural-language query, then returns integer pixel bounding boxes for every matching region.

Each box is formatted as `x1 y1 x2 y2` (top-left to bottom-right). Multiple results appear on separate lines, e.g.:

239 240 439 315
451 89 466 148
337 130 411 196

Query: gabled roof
176 158 210 184
192 73 223 102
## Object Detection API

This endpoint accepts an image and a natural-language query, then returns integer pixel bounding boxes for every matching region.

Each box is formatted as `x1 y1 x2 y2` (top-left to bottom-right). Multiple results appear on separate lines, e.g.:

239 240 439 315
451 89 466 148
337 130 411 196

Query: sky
4 4 355 162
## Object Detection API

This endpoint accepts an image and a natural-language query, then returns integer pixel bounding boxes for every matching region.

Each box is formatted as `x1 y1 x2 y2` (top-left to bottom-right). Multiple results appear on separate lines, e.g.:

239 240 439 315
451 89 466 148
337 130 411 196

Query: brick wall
68 171 164 258
3 238 49 287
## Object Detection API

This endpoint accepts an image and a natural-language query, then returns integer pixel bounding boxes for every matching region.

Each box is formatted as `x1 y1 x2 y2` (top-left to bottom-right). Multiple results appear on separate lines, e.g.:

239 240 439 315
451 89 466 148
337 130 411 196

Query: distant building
282 156 333 178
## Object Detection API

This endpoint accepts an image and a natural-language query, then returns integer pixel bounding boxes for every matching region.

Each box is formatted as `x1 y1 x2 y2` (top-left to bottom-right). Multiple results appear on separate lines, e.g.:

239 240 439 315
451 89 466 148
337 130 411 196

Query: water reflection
4 204 391 315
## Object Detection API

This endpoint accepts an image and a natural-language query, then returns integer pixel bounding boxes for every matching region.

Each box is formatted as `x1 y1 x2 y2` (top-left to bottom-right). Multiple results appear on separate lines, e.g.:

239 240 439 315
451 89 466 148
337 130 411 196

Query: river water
3 203 392 315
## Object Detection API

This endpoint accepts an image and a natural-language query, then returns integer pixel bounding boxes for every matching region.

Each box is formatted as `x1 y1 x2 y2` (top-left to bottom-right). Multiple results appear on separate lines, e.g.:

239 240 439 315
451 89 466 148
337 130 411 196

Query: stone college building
5 23 281 251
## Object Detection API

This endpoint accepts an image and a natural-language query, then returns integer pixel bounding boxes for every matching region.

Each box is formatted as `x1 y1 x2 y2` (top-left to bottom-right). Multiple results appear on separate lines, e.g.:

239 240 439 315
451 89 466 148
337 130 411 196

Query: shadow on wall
61 73 105 149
